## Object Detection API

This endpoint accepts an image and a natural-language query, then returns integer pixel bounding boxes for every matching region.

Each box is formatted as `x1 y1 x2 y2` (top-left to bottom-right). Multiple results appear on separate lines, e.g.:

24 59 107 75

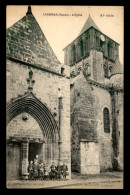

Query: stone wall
70 70 114 172
70 72 99 173
116 92 123 170
6 58 71 178
92 86 113 171
7 113 43 140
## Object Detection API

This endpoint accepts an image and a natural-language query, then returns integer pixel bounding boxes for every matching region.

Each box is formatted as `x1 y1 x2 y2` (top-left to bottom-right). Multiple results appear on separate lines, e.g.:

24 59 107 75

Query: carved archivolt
6 91 59 140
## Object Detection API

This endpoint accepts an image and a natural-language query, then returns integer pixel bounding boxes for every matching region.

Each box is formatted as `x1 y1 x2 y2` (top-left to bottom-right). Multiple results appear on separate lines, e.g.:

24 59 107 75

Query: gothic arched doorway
6 91 59 180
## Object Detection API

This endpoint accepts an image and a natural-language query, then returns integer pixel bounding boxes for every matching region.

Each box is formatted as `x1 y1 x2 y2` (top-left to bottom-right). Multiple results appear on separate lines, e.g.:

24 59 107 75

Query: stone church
6 6 123 180
64 14 123 174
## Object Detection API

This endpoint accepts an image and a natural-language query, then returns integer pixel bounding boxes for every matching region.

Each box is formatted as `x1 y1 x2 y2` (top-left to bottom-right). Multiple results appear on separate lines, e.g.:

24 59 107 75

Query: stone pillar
117 93 123 170
45 142 48 163
49 141 52 163
115 92 121 169
46 143 50 164
21 142 29 180
58 96 63 162
52 141 55 161
54 140 59 165
42 142 46 162
110 88 120 170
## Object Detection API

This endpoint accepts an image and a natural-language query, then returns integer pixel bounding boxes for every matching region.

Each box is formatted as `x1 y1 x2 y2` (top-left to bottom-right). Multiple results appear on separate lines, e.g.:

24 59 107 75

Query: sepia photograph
6 5 124 189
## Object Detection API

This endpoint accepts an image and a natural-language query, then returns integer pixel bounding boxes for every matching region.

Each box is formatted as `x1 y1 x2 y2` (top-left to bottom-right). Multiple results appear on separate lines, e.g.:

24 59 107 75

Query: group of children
28 155 69 181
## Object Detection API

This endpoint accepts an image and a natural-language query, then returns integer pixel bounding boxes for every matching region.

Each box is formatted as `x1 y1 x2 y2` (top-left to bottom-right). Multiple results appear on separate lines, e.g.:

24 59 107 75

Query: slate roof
110 58 123 77
6 6 60 73
79 15 101 36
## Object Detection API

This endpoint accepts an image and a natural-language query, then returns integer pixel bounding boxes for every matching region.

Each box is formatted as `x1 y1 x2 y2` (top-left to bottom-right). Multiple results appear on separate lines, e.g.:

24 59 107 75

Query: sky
6 5 124 65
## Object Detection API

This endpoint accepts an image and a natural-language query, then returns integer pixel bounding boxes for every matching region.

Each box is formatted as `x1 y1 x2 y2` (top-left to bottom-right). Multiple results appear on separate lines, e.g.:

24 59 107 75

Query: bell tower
63 15 122 83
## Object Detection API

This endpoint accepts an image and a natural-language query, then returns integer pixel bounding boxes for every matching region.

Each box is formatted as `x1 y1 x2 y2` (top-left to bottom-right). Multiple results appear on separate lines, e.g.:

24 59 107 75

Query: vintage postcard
6 5 123 189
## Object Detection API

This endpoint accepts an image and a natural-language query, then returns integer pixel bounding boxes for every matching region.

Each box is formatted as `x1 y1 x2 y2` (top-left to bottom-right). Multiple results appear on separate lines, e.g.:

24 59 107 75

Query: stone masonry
6 6 123 180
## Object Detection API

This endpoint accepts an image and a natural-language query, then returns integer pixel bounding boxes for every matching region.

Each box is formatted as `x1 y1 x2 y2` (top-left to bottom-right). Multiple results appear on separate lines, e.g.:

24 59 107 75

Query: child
33 161 38 181
44 163 50 180
50 162 56 180
39 162 44 180
28 161 34 180
61 162 68 180
56 162 62 180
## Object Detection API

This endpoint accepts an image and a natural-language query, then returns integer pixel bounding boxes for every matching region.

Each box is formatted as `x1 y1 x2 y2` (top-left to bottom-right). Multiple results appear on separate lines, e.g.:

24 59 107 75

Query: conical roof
79 15 100 36
6 6 60 73
110 58 123 77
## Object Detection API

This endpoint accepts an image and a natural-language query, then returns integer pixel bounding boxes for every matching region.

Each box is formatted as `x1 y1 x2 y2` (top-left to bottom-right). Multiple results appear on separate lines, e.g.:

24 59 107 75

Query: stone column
21 141 29 180
110 88 120 170
46 142 50 164
52 141 55 161
42 142 46 162
48 141 52 163
58 96 63 163
54 140 59 165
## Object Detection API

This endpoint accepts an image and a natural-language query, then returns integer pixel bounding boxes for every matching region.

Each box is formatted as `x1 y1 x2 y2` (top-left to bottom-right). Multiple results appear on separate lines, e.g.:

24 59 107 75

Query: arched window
72 45 76 63
103 107 110 133
80 39 84 58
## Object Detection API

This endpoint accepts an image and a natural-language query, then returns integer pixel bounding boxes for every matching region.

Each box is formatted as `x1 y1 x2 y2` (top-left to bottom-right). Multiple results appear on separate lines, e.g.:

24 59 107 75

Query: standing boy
28 161 34 180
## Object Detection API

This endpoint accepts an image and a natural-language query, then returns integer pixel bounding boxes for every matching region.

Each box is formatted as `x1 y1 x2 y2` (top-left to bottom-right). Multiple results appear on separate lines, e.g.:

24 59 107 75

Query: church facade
6 6 71 180
6 6 123 180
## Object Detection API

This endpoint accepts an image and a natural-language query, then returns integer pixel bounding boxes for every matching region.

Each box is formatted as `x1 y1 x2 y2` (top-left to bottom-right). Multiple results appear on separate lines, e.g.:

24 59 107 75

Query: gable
6 9 60 73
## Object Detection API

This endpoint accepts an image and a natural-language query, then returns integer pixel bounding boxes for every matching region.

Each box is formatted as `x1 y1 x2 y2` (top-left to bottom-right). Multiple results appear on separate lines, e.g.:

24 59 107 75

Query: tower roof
110 58 123 77
6 6 60 73
79 15 100 36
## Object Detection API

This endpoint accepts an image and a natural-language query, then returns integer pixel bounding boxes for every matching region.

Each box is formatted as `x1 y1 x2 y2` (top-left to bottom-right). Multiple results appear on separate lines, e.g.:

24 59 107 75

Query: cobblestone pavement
6 171 123 189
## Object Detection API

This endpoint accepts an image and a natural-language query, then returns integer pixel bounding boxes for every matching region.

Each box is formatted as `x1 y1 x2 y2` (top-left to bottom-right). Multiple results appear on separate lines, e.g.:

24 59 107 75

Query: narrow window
85 38 88 55
96 36 100 47
107 42 113 58
61 67 64 75
103 108 110 133
72 45 76 63
80 39 84 57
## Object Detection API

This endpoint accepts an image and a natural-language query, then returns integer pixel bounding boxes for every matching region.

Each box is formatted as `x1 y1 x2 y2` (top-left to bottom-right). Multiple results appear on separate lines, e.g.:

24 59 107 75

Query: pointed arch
6 92 59 141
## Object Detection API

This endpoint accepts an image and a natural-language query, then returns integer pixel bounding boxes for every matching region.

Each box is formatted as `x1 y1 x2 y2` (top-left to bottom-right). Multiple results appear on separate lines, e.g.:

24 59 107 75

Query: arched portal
6 91 59 180
6 91 59 140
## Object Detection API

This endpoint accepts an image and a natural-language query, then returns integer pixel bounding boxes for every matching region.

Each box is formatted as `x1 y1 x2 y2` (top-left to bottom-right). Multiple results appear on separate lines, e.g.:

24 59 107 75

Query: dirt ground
6 171 123 189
